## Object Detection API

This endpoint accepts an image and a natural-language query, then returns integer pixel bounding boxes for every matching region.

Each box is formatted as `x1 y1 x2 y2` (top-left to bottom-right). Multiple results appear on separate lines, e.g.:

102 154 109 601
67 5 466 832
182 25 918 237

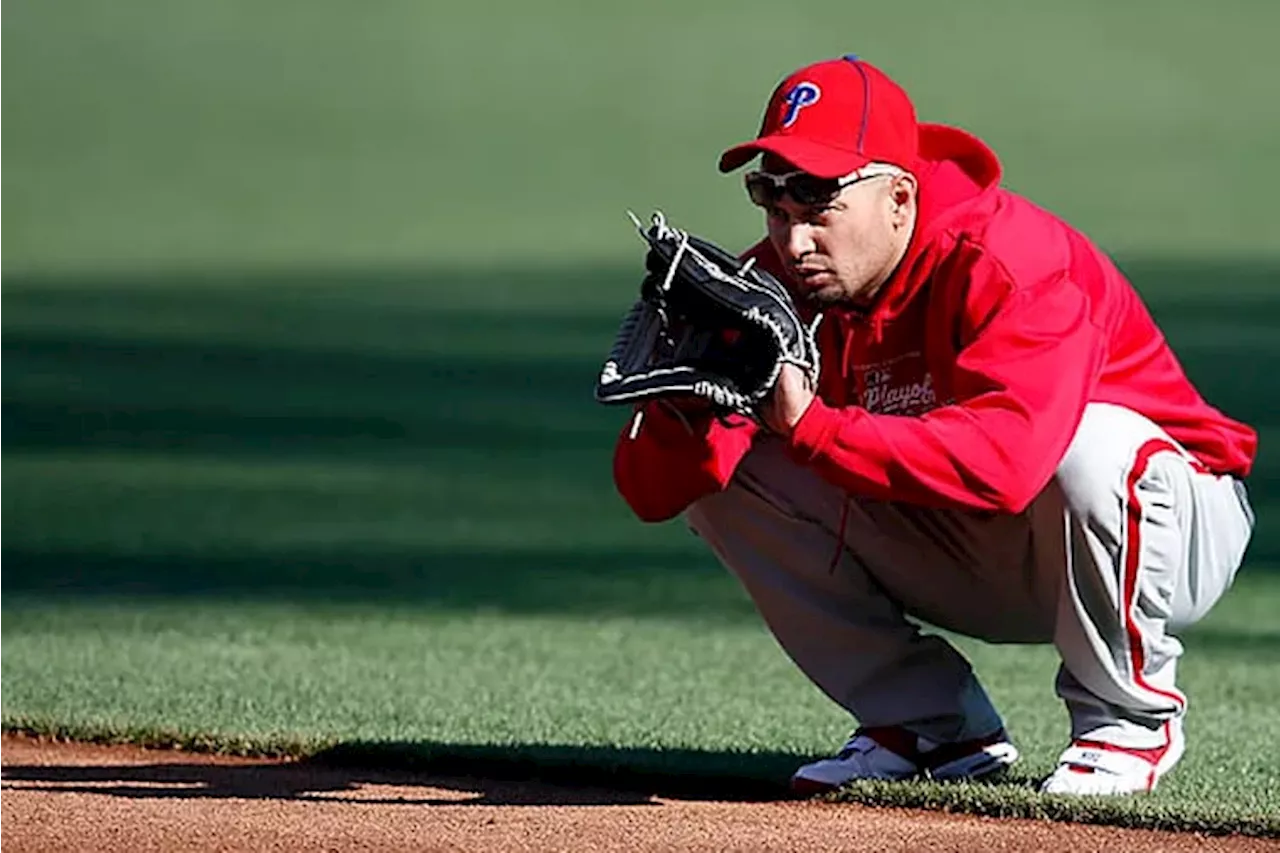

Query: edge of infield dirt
10 734 1280 853
5 720 1277 840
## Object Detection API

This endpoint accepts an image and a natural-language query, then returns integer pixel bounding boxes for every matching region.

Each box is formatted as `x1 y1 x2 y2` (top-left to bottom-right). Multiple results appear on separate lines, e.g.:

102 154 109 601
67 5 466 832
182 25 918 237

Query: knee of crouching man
1052 403 1189 529
1053 436 1122 522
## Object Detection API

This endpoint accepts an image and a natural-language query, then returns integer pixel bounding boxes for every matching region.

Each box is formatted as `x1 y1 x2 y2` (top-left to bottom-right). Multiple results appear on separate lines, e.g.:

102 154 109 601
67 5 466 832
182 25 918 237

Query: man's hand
762 363 817 435
594 211 821 421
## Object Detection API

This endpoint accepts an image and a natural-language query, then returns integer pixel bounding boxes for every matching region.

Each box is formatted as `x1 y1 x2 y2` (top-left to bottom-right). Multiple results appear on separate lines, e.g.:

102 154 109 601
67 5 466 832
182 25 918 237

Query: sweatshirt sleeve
787 274 1106 513
612 402 759 522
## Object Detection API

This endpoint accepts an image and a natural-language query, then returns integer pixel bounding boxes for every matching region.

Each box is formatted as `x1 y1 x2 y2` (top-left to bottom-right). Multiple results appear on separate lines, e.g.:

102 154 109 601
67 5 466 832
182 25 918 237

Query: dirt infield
2 735 1274 852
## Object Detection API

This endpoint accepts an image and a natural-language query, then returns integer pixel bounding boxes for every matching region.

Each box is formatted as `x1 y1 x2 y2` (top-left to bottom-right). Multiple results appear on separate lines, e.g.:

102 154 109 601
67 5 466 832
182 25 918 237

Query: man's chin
797 283 848 307
784 272 851 307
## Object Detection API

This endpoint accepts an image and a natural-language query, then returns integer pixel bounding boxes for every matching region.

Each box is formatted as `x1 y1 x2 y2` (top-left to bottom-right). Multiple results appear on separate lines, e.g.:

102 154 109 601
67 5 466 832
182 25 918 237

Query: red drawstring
871 313 888 345
842 321 858 405
825 312 858 574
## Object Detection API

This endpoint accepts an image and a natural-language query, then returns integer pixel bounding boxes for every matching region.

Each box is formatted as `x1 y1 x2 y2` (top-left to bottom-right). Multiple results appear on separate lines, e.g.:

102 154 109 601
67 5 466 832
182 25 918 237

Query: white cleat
1040 719 1185 795
790 726 1020 796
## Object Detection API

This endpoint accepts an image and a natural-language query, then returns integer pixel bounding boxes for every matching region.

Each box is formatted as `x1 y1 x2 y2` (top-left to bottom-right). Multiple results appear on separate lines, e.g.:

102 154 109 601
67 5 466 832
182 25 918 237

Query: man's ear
889 173 918 224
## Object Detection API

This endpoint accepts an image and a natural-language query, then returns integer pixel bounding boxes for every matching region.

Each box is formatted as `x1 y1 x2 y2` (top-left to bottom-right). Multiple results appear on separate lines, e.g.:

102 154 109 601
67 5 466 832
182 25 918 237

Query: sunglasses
744 163 905 207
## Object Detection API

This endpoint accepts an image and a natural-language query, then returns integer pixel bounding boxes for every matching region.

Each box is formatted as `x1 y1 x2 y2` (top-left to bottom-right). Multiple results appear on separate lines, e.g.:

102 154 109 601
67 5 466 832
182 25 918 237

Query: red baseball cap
718 55 919 179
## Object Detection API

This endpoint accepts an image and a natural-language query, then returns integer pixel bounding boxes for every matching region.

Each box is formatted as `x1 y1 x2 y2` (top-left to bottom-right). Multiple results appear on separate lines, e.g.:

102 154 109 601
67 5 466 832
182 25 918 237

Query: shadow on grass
315 740 802 802
1 737 803 803
3 256 1279 615
0 546 755 620
0 728 1042 806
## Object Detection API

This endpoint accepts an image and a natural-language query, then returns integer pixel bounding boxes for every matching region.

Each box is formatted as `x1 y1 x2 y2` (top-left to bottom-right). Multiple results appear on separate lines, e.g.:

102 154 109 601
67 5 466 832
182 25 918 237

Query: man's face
754 155 917 307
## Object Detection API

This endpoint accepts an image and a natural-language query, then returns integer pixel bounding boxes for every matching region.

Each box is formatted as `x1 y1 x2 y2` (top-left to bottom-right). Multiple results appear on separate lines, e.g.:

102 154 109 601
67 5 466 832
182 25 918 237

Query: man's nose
785 223 816 261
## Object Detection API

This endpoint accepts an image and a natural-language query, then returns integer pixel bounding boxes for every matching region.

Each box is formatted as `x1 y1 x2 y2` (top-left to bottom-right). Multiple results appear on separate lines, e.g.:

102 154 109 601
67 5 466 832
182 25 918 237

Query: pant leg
685 403 1252 750
1051 403 1254 747
685 438 1006 743
832 494 1060 645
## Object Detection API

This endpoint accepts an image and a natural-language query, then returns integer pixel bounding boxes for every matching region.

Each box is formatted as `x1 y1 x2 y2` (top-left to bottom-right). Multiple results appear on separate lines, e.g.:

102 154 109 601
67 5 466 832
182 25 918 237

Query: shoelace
835 732 877 760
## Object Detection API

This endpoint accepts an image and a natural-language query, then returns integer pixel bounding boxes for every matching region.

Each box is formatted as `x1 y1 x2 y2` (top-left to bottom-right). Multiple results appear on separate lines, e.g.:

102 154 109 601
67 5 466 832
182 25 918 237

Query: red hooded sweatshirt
613 125 1257 522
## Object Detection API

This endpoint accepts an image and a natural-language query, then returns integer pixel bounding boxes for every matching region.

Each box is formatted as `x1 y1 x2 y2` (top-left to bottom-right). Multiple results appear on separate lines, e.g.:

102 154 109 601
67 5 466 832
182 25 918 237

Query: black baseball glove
594 211 821 421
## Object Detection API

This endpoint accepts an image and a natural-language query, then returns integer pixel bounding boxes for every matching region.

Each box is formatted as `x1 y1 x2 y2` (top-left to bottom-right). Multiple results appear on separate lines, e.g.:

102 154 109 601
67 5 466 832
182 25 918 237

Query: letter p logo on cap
781 82 821 128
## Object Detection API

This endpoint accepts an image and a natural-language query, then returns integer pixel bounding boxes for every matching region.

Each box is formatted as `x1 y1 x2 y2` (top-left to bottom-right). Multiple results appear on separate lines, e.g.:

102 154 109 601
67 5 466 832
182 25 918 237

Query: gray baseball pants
685 403 1255 749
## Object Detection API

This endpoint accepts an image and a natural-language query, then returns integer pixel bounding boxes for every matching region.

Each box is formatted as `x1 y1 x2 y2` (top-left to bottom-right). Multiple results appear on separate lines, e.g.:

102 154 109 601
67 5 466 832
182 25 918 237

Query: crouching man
612 55 1256 795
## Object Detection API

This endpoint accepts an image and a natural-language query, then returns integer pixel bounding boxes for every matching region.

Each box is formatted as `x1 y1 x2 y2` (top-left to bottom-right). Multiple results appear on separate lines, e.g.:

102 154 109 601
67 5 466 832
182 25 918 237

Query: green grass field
4 0 1279 837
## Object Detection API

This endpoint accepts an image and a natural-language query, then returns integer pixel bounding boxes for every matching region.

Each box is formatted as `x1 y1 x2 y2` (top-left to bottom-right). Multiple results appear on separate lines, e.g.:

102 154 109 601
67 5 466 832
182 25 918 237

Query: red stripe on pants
1123 439 1189 713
